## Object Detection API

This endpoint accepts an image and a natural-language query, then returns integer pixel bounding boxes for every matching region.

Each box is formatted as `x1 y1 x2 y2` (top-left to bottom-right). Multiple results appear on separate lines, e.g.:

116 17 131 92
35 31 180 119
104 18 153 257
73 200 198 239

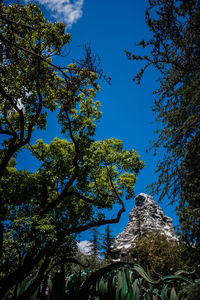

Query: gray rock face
112 193 178 254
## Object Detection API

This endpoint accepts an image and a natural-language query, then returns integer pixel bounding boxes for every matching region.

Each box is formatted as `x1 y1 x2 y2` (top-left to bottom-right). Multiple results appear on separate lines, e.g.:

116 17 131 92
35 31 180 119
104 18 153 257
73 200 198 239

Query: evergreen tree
89 228 101 258
127 0 200 252
101 225 114 260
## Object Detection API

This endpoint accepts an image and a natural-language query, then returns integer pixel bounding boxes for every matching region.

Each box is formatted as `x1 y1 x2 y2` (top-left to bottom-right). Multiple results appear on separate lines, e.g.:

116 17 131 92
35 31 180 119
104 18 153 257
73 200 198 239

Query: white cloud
77 240 91 255
26 0 84 27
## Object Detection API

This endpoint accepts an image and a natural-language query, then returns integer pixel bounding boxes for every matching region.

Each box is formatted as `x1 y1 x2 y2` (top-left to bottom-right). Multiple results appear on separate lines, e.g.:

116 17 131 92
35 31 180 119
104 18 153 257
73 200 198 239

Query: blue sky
5 0 178 246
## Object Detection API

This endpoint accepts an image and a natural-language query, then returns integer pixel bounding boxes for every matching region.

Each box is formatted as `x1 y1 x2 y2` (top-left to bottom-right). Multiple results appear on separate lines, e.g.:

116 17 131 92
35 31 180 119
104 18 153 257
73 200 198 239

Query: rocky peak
112 193 178 255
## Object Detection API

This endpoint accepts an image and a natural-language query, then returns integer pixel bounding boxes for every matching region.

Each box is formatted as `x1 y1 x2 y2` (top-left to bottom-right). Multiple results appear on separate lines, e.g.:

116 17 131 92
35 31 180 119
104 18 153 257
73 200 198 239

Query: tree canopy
127 232 184 276
0 2 144 298
127 0 200 249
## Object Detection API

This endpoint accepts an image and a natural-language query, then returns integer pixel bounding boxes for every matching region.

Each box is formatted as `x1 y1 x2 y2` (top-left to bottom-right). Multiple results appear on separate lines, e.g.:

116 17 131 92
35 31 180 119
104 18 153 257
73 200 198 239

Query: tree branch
0 12 37 30
65 204 125 235
25 75 43 145
39 172 78 215
67 190 108 208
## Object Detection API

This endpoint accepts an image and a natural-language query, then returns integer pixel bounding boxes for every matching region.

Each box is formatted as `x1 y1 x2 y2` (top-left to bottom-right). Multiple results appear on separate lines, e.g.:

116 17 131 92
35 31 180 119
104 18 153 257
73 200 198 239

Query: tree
127 232 184 276
0 2 144 298
101 225 114 260
89 228 101 259
126 0 200 249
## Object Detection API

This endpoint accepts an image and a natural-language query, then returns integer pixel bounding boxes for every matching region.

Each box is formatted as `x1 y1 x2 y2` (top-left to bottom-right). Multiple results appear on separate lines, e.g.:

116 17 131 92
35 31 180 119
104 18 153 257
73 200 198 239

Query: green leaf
133 264 160 284
160 284 168 300
170 287 178 300
132 278 141 300
116 270 122 300
121 268 128 300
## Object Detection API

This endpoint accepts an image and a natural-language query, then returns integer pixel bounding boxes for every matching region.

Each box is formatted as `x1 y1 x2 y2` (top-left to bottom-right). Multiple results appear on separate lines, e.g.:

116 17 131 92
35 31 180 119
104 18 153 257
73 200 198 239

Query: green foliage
44 263 198 300
101 225 115 261
89 228 101 259
127 0 200 251
178 280 200 300
127 232 184 276
2 260 199 299
0 2 144 298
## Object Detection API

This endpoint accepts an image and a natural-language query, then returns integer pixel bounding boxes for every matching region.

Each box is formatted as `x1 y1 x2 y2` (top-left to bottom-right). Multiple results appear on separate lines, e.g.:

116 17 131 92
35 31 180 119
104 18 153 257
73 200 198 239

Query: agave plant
2 262 198 299
66 262 194 300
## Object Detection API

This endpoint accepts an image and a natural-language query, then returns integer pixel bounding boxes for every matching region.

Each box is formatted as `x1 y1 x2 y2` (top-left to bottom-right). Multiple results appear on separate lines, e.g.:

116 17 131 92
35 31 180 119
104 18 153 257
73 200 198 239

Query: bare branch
106 164 125 209
65 204 125 235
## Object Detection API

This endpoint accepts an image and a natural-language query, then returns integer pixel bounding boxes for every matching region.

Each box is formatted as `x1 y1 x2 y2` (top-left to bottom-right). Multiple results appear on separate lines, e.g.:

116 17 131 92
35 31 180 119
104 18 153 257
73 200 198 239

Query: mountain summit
112 193 178 256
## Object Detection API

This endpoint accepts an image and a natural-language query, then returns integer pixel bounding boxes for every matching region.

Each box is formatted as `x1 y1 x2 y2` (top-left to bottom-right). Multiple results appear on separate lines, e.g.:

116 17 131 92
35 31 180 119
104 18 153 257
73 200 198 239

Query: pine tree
101 225 114 260
89 228 101 259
